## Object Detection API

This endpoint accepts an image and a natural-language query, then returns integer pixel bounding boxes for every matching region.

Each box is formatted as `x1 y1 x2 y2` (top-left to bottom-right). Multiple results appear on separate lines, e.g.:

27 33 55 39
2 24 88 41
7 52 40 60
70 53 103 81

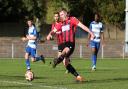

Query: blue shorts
25 46 36 58
90 41 100 50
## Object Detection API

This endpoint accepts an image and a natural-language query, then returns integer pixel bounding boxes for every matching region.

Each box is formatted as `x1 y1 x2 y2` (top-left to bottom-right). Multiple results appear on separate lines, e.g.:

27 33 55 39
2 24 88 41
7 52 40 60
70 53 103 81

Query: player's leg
94 42 100 68
63 57 79 76
63 58 70 74
52 47 70 68
63 49 83 81
35 55 45 63
31 48 45 63
90 41 97 70
63 43 83 81
25 47 31 70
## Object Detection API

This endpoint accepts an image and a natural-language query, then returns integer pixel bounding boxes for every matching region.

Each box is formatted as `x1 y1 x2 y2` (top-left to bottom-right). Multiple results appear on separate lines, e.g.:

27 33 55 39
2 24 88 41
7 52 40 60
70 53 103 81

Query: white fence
0 42 127 59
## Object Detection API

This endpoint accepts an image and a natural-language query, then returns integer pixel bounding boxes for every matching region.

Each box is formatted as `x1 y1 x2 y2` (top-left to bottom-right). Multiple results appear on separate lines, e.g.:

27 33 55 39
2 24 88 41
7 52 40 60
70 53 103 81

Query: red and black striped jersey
51 22 63 45
61 17 79 43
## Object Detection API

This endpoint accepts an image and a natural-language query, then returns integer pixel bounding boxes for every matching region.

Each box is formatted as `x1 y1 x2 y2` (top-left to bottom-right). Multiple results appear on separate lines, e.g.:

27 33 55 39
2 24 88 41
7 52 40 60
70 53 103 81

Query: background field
0 58 128 89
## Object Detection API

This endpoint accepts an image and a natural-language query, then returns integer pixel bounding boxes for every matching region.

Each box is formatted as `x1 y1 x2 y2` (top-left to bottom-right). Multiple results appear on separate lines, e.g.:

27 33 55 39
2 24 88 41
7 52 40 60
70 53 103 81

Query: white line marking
0 80 32 85
0 80 68 89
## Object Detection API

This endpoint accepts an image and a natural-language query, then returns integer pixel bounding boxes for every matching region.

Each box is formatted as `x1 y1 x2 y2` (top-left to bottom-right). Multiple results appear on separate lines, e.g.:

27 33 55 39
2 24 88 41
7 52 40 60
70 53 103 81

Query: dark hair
94 13 100 18
54 12 59 15
27 18 33 22
60 8 67 12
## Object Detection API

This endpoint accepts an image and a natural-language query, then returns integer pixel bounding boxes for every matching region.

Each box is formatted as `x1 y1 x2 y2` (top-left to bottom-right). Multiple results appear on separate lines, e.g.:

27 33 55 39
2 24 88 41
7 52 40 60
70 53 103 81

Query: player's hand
90 33 95 40
21 37 27 42
46 35 53 41
86 41 90 48
86 43 89 47
26 35 31 39
46 35 50 41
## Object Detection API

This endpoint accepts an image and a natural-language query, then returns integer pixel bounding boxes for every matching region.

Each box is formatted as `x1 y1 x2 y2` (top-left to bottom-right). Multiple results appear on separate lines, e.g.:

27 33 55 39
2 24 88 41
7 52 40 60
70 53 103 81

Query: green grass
0 58 128 89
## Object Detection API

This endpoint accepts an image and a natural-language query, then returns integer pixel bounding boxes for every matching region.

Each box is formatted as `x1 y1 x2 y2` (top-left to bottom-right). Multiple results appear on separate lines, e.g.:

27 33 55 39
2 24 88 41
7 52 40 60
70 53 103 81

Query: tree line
0 0 125 26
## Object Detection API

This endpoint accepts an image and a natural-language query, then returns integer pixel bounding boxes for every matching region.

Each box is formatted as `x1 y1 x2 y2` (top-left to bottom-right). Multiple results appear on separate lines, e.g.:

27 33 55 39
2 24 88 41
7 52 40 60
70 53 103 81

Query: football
25 71 34 81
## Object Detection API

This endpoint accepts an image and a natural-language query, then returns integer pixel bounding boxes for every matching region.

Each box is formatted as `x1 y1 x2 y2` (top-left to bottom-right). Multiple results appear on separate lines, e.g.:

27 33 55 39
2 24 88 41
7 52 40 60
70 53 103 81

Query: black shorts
58 42 75 57
58 43 64 52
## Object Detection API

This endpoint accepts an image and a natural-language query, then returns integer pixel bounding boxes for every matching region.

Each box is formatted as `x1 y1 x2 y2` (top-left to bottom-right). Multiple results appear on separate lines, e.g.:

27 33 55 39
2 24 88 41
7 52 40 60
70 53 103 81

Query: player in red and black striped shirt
46 12 64 57
52 8 95 82
47 12 71 74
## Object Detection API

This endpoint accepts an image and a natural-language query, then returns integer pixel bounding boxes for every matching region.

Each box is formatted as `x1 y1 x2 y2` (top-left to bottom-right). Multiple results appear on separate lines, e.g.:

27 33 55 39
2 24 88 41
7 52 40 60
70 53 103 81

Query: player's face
27 20 33 27
54 14 59 22
94 14 99 22
59 11 67 21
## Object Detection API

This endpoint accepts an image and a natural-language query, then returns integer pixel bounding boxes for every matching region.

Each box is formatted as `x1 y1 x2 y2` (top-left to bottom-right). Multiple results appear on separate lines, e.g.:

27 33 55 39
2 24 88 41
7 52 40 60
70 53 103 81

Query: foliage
0 0 125 25
95 0 125 24
0 0 47 22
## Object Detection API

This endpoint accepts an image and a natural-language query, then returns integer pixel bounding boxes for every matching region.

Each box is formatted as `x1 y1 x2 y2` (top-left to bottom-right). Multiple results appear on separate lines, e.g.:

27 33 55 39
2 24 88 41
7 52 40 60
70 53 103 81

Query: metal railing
0 42 126 59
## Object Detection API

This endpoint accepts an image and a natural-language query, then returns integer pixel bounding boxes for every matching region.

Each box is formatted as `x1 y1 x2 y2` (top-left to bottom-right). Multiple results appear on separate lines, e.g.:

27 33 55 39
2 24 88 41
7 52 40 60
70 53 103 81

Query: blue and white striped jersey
89 21 104 42
27 25 37 48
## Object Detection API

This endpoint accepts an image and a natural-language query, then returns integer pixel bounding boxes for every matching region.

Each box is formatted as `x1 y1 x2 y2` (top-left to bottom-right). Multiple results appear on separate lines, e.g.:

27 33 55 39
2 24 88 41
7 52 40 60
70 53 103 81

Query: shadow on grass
0 85 32 88
77 68 121 74
86 77 128 84
0 74 24 80
47 77 128 86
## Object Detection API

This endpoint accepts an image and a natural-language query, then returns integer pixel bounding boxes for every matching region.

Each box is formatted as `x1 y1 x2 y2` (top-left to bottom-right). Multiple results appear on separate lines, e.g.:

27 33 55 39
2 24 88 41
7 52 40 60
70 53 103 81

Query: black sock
66 64 79 77
55 55 64 65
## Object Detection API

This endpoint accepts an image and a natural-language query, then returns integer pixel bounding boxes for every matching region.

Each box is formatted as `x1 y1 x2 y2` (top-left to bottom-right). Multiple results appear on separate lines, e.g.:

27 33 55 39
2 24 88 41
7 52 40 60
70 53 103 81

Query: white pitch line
35 84 68 89
0 80 68 89
0 80 32 86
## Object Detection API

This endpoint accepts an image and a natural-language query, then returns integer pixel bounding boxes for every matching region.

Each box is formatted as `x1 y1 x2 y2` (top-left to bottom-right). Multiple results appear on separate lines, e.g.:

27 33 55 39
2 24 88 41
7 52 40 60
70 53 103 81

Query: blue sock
35 56 42 61
91 54 97 67
25 59 30 70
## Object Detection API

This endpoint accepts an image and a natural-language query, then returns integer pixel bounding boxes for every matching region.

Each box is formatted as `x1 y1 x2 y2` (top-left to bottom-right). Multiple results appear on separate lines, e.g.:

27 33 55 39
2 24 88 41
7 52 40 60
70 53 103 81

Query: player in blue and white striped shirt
87 13 104 71
22 19 45 71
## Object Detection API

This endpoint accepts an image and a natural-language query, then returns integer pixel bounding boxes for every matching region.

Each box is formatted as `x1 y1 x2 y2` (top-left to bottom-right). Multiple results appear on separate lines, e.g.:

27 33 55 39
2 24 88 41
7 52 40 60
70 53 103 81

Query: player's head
59 8 68 21
94 13 100 22
54 12 59 22
27 19 33 27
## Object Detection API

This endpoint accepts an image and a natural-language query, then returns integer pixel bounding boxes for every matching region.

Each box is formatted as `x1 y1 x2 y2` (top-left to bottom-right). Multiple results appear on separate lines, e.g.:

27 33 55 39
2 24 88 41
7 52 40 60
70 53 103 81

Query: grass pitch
0 58 128 89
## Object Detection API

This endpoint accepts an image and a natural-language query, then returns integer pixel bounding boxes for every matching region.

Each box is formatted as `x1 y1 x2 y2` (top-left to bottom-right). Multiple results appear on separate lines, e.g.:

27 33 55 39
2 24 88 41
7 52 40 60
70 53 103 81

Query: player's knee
91 49 96 54
25 55 29 59
65 47 70 52
63 60 69 67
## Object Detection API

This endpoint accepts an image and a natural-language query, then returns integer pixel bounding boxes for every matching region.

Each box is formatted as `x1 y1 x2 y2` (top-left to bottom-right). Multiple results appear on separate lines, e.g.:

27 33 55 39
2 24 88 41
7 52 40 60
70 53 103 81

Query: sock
91 54 97 67
25 59 30 70
35 56 42 61
66 64 79 77
56 55 64 64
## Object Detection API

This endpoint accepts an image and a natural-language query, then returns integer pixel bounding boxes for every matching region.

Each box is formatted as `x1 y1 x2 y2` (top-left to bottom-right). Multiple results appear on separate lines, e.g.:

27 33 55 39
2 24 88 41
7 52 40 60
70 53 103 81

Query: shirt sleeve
71 17 79 26
33 28 37 36
101 23 104 32
89 23 92 31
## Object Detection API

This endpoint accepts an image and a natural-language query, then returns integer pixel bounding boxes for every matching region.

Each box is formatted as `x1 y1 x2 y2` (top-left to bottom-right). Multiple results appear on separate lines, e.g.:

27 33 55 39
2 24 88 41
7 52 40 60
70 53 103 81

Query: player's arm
77 22 95 40
26 35 37 40
46 27 57 41
86 33 91 47
22 35 37 42
86 23 92 47
21 36 28 42
25 29 37 40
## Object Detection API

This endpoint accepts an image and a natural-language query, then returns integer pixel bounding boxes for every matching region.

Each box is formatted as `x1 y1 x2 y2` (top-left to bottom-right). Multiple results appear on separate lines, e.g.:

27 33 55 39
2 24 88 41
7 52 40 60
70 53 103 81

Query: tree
0 0 47 23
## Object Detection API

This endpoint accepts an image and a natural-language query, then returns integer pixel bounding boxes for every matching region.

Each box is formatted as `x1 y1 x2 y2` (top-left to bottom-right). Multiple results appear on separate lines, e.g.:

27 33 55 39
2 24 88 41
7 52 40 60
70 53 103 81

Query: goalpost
125 0 128 52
